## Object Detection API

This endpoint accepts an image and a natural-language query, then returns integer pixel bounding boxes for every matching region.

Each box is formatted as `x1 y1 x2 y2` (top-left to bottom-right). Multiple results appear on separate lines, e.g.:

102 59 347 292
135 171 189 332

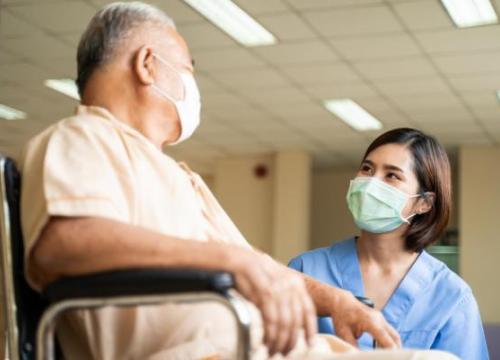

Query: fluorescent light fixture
182 0 277 47
324 99 383 131
44 79 80 101
441 0 498 28
0 104 27 121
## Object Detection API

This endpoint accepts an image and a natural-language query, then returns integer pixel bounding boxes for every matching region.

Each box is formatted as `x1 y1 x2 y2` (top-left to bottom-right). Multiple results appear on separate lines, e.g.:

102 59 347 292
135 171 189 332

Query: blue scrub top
289 237 489 360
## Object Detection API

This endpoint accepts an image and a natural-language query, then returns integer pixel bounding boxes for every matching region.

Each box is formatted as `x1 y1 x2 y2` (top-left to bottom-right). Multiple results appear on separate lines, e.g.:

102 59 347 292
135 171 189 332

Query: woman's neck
357 231 418 272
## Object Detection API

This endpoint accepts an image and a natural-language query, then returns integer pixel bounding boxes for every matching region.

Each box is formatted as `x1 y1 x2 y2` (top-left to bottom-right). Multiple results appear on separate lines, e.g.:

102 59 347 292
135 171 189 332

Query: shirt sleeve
21 118 133 289
43 121 132 221
288 256 304 272
432 291 489 360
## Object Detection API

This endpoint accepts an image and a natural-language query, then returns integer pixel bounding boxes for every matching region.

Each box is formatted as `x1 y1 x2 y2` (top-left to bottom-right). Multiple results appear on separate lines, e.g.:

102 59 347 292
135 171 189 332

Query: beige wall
310 167 358 249
211 151 311 262
213 155 275 254
459 146 500 323
271 151 311 264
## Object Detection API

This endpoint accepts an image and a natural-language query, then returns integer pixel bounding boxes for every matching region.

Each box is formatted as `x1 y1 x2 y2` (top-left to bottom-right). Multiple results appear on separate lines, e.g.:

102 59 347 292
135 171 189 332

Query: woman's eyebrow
383 164 404 173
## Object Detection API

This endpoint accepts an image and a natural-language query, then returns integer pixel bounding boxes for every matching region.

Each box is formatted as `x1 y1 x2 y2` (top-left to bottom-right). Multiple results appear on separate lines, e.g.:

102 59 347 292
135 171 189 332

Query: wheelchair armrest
42 268 235 303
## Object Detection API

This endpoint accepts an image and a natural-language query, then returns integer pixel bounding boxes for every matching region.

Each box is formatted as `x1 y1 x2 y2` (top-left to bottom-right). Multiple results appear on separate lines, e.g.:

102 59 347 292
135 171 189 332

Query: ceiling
1 0 500 173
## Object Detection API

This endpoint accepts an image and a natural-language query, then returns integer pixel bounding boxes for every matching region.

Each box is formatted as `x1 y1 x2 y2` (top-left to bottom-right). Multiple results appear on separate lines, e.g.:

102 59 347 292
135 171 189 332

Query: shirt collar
331 237 365 297
382 250 436 329
75 105 163 153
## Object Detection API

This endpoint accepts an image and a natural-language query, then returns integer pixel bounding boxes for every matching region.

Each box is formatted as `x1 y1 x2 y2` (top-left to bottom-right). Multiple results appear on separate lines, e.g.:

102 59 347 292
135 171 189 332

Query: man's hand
323 285 401 348
228 248 317 356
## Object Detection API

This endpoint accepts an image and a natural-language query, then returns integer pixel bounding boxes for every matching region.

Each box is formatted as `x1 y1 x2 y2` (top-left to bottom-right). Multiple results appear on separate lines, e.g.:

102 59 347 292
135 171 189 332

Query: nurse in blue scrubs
289 128 489 359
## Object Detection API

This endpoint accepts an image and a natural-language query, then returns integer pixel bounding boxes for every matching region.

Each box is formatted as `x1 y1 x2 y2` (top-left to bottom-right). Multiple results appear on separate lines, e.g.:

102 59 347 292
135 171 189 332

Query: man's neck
81 79 178 149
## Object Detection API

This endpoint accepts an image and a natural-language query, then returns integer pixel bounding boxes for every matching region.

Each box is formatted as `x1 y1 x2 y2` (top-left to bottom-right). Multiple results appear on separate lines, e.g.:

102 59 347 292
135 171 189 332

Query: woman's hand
329 288 401 348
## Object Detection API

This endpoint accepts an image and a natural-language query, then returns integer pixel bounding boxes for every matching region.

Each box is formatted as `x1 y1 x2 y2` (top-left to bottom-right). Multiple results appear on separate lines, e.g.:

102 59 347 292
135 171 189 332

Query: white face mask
151 54 201 145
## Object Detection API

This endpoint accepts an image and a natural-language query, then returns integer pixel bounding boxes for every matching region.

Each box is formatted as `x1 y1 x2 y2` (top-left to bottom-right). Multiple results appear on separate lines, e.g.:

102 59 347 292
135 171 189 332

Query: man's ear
417 192 436 215
134 46 155 85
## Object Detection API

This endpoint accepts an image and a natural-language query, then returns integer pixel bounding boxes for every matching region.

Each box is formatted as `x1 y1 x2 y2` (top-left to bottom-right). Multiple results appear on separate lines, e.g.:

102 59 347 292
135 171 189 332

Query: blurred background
0 0 499 356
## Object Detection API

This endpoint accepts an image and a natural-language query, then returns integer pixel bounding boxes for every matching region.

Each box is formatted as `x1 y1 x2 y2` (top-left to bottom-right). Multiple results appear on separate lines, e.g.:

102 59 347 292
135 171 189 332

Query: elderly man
20 2 457 359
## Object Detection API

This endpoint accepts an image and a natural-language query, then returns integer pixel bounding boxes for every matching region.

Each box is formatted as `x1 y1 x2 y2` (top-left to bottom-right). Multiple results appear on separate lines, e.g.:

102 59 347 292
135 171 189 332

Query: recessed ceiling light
441 0 498 28
181 0 277 47
44 79 80 101
0 104 27 121
324 99 383 131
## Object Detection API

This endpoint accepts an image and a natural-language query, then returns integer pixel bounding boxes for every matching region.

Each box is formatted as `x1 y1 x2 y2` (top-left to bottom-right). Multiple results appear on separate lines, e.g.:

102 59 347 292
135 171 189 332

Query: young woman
289 128 489 359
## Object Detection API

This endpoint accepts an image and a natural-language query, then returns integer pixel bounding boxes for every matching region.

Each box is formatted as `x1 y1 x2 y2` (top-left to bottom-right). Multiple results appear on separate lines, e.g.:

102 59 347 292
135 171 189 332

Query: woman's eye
360 165 372 173
387 172 400 180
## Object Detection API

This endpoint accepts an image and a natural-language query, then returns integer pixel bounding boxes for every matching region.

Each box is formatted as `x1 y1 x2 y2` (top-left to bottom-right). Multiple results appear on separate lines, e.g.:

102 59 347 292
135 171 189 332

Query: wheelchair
0 155 251 360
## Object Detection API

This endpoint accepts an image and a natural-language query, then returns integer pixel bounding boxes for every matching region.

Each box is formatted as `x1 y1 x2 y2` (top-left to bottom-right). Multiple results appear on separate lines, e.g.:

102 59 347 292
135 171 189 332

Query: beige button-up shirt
21 105 257 359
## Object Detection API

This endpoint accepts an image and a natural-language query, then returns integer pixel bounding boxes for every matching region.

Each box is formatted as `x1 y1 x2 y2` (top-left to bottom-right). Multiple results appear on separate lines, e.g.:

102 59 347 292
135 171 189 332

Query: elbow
29 218 70 288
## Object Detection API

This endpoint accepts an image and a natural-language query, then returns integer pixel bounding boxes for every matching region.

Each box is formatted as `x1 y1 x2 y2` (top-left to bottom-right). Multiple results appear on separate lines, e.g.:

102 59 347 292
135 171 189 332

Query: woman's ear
417 192 436 215
134 45 155 85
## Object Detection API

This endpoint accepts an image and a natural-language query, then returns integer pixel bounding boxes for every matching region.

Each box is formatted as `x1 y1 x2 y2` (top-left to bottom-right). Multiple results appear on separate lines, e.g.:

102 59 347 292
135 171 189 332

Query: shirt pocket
400 329 439 350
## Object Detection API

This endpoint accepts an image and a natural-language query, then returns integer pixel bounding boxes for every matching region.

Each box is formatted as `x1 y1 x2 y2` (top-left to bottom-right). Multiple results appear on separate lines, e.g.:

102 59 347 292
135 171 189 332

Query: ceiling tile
461 92 499 109
7 2 97 33
279 62 361 85
408 108 475 124
304 82 379 100
0 62 49 84
331 33 421 61
448 74 500 93
354 57 437 81
88 0 205 23
233 0 289 15
257 13 317 41
252 40 338 66
375 77 452 97
237 86 308 105
263 98 329 119
2 33 73 59
36 57 77 78
433 51 500 76
388 93 465 113
1 9 39 37
415 27 500 55
177 22 236 49
392 0 453 31
0 48 22 65
191 48 265 70
303 6 403 37
210 67 291 89
287 0 383 11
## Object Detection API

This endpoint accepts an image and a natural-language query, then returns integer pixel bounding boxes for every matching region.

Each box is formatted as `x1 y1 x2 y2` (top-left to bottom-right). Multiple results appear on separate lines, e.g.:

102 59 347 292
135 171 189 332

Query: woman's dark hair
362 128 452 252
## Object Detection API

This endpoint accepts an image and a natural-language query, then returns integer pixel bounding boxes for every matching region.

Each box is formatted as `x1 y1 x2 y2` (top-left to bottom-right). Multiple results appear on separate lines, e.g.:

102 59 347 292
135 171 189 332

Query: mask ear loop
401 192 427 224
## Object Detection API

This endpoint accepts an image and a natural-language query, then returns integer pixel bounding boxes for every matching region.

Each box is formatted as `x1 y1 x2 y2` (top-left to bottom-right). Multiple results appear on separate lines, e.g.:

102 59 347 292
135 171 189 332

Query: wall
213 155 275 254
211 151 311 262
310 167 358 249
459 146 500 324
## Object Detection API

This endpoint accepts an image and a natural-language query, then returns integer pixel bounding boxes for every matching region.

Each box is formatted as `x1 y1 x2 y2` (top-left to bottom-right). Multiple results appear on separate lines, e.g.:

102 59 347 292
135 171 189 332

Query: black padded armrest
42 268 234 303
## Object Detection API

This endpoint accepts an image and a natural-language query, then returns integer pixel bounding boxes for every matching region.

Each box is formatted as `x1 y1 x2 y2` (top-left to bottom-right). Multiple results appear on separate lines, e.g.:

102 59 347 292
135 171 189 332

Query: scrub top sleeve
432 291 489 360
288 256 304 272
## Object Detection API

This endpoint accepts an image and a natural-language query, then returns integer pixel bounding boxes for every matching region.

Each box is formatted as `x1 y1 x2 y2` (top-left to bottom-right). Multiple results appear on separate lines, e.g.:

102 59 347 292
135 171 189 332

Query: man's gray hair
76 1 176 97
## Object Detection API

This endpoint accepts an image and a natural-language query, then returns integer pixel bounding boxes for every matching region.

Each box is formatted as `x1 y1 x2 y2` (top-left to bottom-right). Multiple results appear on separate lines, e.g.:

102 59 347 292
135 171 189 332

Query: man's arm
301 273 401 349
32 216 317 356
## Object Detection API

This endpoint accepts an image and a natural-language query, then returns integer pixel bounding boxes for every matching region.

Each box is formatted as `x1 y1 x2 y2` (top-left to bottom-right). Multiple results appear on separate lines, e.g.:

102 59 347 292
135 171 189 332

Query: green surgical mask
346 177 420 234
